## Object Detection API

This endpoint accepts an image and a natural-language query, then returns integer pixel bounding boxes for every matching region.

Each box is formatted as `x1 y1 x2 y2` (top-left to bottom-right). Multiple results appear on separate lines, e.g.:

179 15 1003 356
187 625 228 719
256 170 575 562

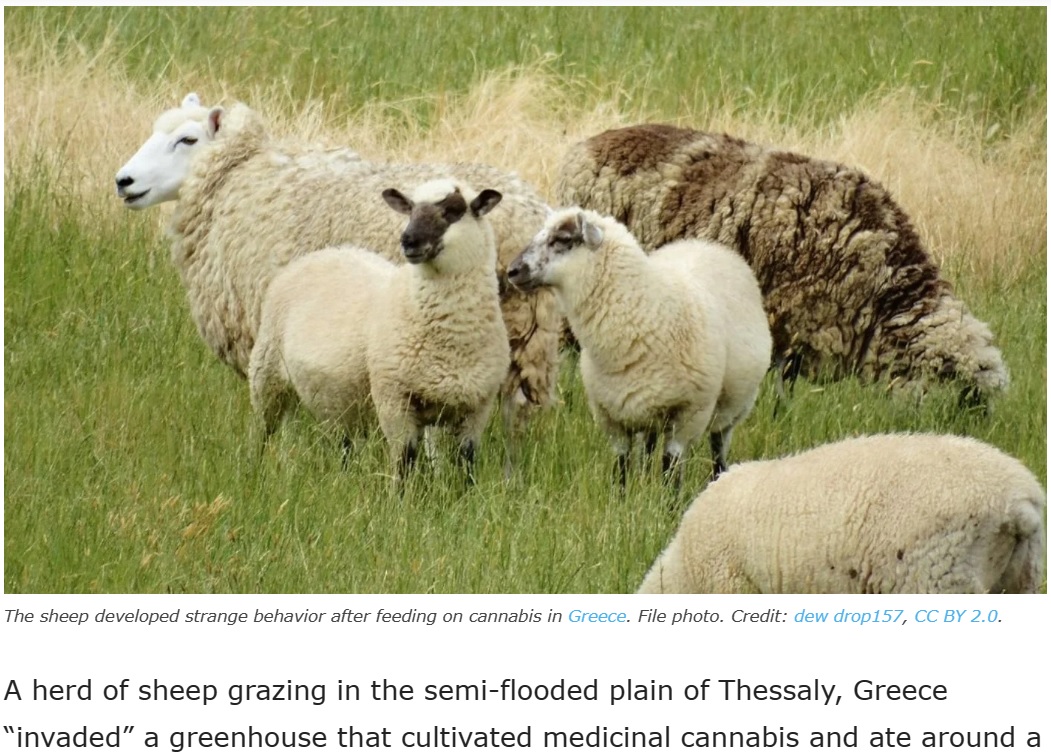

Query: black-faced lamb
249 179 509 482
556 124 1008 404
114 93 560 430
638 434 1047 594
375 179 510 480
507 208 771 486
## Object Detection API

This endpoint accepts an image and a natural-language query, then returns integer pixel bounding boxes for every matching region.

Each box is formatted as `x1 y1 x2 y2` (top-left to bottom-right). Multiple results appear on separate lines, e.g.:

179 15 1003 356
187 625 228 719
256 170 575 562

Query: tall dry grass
6 41 1045 284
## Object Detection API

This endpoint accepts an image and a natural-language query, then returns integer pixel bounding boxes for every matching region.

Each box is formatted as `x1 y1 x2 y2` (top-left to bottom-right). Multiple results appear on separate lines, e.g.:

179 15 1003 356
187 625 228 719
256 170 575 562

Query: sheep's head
382 179 502 271
115 92 225 209
507 207 604 291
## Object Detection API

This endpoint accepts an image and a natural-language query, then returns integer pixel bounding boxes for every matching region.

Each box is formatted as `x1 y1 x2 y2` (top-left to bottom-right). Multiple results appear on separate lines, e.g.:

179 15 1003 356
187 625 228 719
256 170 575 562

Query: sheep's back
174 146 550 377
651 434 1046 593
262 246 394 425
556 125 961 387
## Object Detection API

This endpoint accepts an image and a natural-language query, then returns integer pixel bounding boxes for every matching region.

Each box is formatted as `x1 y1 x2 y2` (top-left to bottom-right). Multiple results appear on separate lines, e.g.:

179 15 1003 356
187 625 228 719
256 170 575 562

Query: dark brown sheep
556 124 1007 403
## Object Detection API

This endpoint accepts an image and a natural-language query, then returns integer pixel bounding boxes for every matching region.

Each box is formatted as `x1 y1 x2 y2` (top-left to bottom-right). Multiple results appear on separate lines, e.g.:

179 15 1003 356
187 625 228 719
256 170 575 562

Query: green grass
6 7 1045 132
4 180 1045 593
4 7 1046 593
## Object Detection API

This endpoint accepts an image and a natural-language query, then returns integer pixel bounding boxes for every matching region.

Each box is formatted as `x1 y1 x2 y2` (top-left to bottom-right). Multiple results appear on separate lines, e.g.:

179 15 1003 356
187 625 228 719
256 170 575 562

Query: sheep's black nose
507 260 529 282
400 230 422 251
116 175 135 189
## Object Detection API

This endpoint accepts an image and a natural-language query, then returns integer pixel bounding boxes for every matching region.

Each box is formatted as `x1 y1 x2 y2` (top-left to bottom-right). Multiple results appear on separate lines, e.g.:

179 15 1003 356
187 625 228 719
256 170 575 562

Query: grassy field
4 8 1046 593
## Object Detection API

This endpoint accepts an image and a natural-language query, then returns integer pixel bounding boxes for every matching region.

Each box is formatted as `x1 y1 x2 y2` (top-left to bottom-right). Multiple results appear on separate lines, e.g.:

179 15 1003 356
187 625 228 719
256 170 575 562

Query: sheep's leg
957 384 988 413
663 405 715 491
457 440 477 486
615 452 630 489
591 401 631 489
772 351 803 419
500 386 531 480
610 430 633 489
456 401 496 486
709 427 732 480
642 431 659 474
377 402 423 484
340 435 354 470
248 341 294 455
399 438 420 478
660 442 685 493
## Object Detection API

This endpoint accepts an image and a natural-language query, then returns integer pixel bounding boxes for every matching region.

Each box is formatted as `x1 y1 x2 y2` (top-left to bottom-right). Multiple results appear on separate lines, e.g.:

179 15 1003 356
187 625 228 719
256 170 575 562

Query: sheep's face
383 180 502 272
115 93 222 209
507 208 604 291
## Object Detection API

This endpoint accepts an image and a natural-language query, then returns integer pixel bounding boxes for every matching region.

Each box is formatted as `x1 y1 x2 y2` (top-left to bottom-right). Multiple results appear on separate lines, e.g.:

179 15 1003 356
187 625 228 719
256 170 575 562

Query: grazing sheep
114 93 560 431
375 179 510 480
248 244 392 454
638 434 1047 594
556 124 1008 404
508 208 771 486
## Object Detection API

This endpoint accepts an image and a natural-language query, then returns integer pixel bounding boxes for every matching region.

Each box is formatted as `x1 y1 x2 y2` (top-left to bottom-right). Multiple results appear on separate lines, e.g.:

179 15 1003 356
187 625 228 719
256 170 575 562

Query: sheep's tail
990 485 1047 594
881 293 1009 403
247 328 294 439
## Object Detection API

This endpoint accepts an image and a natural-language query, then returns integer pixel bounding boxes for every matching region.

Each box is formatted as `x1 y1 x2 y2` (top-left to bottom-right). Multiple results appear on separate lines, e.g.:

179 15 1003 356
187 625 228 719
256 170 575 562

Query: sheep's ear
382 188 414 215
206 107 225 138
470 189 502 218
580 214 604 249
182 92 201 109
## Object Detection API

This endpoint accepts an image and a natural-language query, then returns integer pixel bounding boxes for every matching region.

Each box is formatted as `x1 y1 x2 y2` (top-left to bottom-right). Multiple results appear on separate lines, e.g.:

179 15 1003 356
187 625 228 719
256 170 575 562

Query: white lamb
507 208 772 486
638 434 1047 594
114 93 560 434
249 179 509 482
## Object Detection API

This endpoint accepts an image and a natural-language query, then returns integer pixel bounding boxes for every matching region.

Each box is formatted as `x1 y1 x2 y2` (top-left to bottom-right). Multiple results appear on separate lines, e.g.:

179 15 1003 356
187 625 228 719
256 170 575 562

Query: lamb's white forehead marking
411 177 465 205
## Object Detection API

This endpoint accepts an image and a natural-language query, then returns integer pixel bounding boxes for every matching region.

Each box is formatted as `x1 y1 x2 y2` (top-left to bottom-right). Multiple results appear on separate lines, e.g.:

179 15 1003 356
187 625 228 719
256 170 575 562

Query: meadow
4 7 1046 593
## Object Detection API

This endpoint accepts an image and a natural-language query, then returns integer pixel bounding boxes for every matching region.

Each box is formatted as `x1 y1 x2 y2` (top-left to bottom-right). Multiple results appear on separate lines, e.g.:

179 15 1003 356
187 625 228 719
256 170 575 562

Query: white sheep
507 208 772 486
557 124 1009 406
638 434 1047 594
249 179 509 481
114 93 561 435
375 179 510 480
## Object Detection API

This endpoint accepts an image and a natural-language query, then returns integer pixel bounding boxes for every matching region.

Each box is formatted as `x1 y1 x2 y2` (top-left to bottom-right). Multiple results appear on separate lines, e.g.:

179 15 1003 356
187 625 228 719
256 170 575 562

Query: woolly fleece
638 434 1047 594
556 124 1008 399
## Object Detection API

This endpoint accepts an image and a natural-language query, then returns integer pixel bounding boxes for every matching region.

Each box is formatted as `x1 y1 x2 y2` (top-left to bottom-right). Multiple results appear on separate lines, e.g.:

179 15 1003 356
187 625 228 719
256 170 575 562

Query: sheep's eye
177 136 198 146
551 233 574 251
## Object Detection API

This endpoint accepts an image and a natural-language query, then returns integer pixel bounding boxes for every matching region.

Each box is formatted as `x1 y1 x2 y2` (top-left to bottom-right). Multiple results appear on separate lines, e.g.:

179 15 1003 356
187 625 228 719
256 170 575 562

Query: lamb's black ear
579 213 604 249
470 189 502 218
382 188 414 215
206 107 225 138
